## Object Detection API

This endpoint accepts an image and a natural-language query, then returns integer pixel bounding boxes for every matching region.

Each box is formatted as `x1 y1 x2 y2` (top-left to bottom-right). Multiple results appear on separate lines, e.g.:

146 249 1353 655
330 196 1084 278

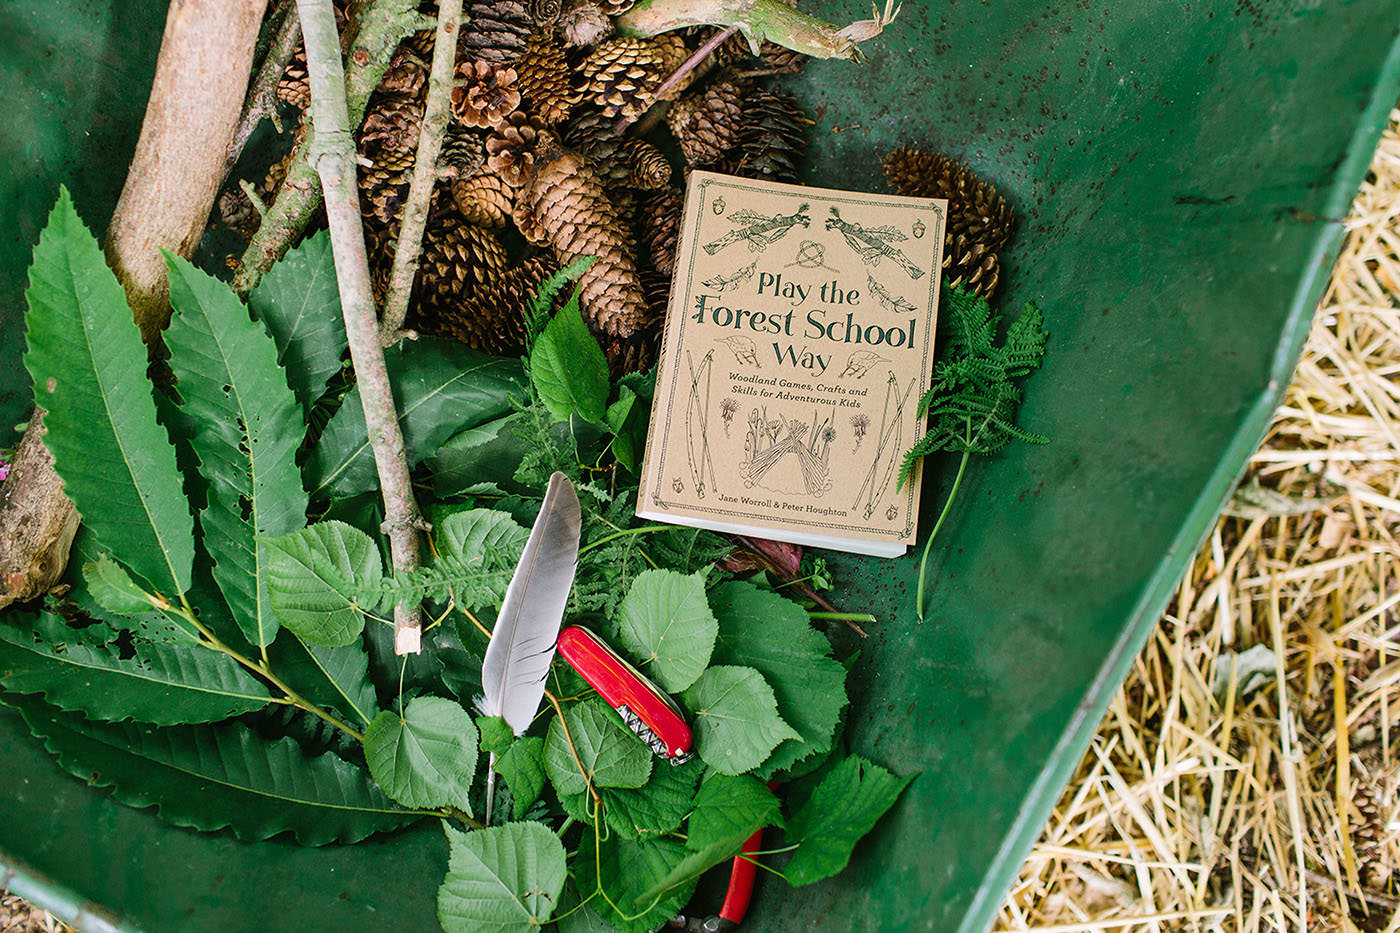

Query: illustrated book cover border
637 171 948 557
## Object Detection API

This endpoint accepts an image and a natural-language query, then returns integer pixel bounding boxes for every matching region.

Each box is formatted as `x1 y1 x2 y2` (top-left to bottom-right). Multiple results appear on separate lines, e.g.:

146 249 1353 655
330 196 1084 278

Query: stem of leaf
915 421 973 623
577 525 674 555
547 690 600 808
809 611 875 625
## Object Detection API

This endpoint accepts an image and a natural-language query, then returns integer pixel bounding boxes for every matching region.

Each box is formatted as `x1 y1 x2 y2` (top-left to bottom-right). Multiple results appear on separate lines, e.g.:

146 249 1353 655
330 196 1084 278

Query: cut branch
379 0 464 344
616 0 900 62
225 1 304 179
296 0 426 655
1 0 268 611
233 0 423 295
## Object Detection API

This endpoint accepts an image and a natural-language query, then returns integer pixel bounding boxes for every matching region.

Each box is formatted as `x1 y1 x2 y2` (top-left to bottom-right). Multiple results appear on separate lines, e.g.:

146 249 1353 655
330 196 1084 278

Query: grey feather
478 471 581 736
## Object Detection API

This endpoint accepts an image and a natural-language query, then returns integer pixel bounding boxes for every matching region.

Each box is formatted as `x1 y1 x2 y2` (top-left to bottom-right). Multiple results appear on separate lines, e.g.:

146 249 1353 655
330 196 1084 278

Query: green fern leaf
8 693 419 845
22 188 194 595
165 256 307 647
0 612 270 725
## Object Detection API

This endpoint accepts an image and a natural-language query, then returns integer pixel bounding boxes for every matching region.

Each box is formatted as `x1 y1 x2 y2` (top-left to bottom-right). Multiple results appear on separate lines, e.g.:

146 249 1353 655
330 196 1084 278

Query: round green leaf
544 698 652 797
264 521 381 646
364 696 479 810
438 822 567 932
680 666 800 775
616 569 717 693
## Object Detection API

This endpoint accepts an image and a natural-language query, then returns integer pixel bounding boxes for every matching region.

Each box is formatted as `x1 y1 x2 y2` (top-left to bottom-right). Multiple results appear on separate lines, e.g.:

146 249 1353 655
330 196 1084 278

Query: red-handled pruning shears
666 825 767 932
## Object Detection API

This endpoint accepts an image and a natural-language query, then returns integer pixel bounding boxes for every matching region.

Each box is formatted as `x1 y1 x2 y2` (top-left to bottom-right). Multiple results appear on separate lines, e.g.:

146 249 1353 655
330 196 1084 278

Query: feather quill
479 471 581 735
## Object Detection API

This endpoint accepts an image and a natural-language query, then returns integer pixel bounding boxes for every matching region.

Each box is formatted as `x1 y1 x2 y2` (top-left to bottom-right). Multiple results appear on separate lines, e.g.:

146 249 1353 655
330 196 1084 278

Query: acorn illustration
713 195 726 214
912 218 926 238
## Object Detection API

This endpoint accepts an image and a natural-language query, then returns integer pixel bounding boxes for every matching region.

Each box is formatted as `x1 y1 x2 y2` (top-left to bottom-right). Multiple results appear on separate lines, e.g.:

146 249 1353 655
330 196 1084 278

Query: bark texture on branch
233 0 422 295
297 0 425 654
107 0 270 341
0 0 269 611
379 0 464 343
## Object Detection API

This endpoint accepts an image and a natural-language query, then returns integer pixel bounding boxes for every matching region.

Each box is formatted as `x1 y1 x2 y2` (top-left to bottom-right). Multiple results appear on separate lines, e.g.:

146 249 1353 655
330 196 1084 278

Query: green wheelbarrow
1 1 1398 930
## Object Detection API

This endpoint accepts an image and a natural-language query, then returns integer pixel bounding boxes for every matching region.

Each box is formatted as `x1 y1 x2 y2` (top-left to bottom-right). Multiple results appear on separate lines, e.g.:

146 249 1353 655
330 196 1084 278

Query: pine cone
943 233 1000 299
419 255 557 355
557 0 612 47
361 93 425 154
719 90 810 183
713 28 807 75
667 75 747 165
564 118 670 192
485 111 542 188
601 269 668 376
452 171 516 227
514 140 647 338
882 147 1015 251
380 46 428 96
515 30 574 126
576 37 669 121
358 148 416 226
639 186 682 274
218 187 259 238
451 61 521 129
624 138 672 190
531 0 563 27
461 0 533 63
596 0 637 13
440 124 487 177
278 49 311 110
417 218 511 305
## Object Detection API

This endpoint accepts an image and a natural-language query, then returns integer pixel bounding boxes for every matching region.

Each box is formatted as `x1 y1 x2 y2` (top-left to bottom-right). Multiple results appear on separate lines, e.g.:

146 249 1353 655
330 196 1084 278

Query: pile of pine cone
222 0 1014 373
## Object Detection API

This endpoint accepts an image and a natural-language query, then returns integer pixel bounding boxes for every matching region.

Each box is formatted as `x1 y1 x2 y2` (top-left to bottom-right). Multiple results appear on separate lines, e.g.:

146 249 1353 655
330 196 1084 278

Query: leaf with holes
0 612 269 725
165 255 306 648
82 553 161 616
364 696 480 810
22 187 194 596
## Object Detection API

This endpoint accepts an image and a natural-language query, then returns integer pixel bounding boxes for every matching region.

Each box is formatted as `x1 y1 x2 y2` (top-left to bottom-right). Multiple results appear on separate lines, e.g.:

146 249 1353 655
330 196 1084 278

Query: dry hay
997 110 1400 932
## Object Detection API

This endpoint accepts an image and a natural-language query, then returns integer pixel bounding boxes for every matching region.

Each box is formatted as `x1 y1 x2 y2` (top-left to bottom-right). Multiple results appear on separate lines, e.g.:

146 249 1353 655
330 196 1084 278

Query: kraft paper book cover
637 171 948 558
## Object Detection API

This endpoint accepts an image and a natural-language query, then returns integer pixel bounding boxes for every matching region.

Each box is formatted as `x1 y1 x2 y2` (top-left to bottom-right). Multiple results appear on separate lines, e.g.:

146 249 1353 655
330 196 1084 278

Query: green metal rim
957 32 1400 933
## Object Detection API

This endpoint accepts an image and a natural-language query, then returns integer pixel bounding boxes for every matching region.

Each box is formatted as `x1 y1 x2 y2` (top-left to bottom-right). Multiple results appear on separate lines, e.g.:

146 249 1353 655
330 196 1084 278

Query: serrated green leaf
437 508 528 563
544 698 652 797
265 630 378 727
687 772 781 852
637 837 741 905
616 570 716 693
780 755 914 885
310 337 522 498
22 187 194 595
245 230 347 415
83 553 159 615
529 299 609 423
604 385 643 472
477 715 515 756
709 581 847 777
495 736 547 820
8 693 416 844
65 532 190 643
438 822 566 932
681 666 800 775
165 255 307 648
264 521 381 646
577 835 695 933
364 696 479 810
0 612 269 724
599 755 703 841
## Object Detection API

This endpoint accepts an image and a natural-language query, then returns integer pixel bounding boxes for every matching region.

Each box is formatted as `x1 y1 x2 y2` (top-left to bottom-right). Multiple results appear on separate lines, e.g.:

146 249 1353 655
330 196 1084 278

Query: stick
1 0 268 610
296 0 426 655
107 0 270 341
234 0 423 295
225 2 304 180
616 0 899 62
379 0 464 344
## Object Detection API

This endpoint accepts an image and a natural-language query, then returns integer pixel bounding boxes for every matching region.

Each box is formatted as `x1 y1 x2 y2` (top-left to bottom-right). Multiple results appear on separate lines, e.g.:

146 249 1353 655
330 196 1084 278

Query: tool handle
717 827 764 925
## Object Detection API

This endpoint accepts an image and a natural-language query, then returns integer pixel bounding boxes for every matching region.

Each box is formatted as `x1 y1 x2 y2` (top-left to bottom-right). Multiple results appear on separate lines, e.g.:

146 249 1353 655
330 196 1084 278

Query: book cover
636 171 948 558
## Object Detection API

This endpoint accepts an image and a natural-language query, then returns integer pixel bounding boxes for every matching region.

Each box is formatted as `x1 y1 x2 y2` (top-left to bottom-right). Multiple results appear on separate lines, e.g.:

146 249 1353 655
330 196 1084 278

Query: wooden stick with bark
296 0 426 654
0 0 269 610
379 0 464 344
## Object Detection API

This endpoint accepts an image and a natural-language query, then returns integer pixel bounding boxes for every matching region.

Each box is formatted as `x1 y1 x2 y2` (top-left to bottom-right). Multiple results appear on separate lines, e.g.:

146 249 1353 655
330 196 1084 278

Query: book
636 171 948 558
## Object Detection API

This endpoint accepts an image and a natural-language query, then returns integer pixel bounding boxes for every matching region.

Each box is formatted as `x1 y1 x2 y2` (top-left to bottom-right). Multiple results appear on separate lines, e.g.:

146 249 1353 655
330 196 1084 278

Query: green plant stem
915 437 972 623
616 0 898 62
577 525 674 555
809 612 875 625
171 598 366 742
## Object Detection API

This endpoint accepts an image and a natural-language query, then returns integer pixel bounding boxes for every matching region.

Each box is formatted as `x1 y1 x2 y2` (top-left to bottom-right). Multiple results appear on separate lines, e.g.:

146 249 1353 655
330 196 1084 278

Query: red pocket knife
556 625 693 763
